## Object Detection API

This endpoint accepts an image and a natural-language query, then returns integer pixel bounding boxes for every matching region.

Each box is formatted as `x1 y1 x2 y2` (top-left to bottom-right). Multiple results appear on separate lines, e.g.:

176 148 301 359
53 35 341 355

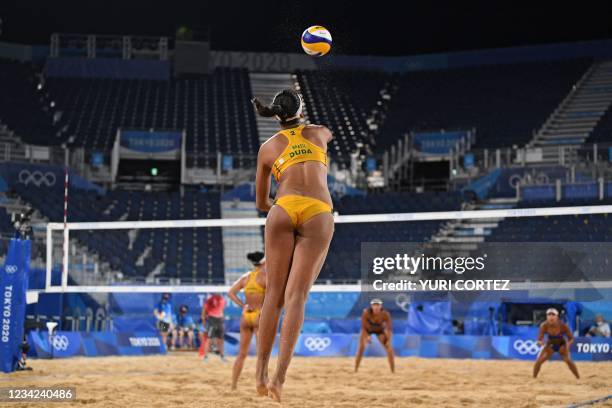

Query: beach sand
3 354 612 407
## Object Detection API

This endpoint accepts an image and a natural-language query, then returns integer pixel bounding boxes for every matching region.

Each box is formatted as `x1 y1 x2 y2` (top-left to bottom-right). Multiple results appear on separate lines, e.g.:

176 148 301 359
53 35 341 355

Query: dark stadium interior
0 5 612 375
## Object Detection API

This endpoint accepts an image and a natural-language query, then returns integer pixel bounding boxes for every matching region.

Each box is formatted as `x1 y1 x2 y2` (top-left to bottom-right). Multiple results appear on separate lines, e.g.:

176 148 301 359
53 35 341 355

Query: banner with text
0 239 30 373
119 130 182 159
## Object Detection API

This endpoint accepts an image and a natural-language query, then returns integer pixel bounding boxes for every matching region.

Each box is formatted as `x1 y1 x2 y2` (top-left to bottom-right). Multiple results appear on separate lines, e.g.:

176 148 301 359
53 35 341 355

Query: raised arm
321 125 333 144
255 144 273 212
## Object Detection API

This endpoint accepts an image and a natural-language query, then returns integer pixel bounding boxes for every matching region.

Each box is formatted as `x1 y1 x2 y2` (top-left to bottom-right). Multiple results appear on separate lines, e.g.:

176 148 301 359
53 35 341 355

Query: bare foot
267 379 282 403
255 364 269 396
231 383 237 391
256 383 268 396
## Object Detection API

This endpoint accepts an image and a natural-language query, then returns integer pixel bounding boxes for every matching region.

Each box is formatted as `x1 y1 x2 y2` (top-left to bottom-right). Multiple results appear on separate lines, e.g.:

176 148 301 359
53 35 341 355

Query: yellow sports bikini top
272 124 328 181
244 267 265 295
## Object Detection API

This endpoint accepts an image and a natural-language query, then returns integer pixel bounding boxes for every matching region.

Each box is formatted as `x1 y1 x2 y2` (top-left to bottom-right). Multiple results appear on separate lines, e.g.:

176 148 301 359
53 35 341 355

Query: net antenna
44 204 612 293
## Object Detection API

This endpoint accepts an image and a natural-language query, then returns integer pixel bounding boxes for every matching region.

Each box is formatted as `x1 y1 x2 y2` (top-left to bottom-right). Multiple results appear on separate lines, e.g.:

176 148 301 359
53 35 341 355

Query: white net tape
42 204 612 293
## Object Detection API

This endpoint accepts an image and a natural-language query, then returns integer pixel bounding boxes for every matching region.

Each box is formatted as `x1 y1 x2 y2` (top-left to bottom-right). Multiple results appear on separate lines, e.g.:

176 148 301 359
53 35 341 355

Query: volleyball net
42 203 612 294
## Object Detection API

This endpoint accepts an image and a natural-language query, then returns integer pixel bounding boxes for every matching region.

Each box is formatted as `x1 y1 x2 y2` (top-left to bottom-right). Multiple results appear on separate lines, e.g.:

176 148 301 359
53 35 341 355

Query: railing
26 310 112 333
518 179 610 202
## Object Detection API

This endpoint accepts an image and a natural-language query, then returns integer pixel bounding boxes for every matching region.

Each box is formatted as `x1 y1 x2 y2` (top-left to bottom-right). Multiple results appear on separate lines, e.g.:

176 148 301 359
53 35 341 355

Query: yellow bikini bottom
243 308 261 326
274 195 333 227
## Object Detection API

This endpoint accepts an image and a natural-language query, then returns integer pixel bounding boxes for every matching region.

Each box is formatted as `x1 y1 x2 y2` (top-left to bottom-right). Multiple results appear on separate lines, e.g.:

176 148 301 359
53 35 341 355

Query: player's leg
159 326 168 348
268 213 334 402
187 329 194 348
255 206 296 395
232 322 254 390
354 331 369 372
217 332 225 360
377 333 395 373
170 325 177 350
559 345 580 379
177 328 184 348
201 324 211 359
533 347 553 378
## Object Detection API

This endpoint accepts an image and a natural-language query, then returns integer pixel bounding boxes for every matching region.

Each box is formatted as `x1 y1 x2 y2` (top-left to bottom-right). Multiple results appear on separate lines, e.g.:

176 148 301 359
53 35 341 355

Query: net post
62 167 69 290
45 223 53 291
62 228 69 290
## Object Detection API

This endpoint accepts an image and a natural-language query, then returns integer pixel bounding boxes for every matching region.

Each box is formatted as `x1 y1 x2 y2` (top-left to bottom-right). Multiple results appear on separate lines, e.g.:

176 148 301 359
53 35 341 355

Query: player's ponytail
251 89 302 123
247 251 265 265
252 97 283 118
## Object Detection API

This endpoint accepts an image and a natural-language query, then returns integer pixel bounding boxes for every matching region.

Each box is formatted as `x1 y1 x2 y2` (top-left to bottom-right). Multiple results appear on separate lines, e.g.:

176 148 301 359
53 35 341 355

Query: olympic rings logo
508 172 549 190
304 336 332 352
395 294 411 312
51 335 70 351
18 170 57 187
5 265 17 274
513 339 541 355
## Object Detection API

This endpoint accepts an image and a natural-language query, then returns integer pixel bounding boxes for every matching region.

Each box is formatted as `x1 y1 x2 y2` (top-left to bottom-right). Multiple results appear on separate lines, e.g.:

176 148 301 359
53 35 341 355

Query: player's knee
265 287 284 309
284 287 309 308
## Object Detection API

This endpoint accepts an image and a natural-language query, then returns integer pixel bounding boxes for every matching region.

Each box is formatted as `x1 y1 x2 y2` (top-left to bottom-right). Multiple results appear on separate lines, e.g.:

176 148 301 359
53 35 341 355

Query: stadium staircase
528 60 612 164
431 197 517 256
249 73 296 144
220 199 264 283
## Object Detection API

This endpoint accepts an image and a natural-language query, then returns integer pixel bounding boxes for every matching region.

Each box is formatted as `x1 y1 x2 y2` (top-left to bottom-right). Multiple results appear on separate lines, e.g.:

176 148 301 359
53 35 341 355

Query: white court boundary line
43 204 612 293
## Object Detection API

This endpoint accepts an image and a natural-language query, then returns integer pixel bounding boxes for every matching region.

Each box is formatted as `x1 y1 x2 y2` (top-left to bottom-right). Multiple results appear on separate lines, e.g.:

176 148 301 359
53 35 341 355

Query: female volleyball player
227 251 267 390
533 308 580 379
251 90 334 402
354 299 395 373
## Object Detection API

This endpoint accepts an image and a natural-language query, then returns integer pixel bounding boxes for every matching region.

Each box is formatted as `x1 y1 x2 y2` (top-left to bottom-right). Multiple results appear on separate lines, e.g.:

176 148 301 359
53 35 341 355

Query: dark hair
247 251 265 265
252 89 301 123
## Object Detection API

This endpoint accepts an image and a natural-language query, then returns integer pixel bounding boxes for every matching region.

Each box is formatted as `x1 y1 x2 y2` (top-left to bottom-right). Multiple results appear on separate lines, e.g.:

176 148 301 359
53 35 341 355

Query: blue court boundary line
567 394 612 408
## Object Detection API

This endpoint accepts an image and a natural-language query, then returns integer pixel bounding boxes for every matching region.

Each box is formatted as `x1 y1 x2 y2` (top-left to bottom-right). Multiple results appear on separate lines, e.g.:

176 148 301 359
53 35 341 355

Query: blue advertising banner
91 152 104 167
366 157 377 173
222 155 234 171
0 163 104 195
562 182 598 200
27 331 165 358
413 131 468 155
463 153 475 169
486 166 566 198
120 130 182 154
0 239 30 373
522 185 556 201
221 334 612 361
294 334 354 357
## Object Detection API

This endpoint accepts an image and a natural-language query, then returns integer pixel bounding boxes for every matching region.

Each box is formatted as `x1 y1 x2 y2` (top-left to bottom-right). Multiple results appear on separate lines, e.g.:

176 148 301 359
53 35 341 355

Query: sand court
3 354 612 407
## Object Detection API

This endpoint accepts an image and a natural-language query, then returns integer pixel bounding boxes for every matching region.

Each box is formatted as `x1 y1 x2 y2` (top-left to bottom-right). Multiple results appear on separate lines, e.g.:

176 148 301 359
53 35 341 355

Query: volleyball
301 26 332 56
